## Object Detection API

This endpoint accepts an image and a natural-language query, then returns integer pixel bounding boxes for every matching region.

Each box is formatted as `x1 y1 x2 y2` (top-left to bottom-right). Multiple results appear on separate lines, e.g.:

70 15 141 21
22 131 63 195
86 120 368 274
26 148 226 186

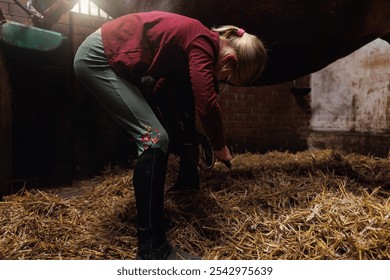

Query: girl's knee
137 125 169 155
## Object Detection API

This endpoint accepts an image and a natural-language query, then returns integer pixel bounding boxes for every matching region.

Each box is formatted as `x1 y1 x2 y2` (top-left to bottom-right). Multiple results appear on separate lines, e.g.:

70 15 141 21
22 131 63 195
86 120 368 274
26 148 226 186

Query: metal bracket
12 0 44 25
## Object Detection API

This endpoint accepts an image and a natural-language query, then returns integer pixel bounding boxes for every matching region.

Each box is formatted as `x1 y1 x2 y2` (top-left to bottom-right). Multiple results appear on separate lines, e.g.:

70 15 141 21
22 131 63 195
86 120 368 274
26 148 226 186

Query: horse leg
170 140 200 191
141 77 200 191
168 82 200 192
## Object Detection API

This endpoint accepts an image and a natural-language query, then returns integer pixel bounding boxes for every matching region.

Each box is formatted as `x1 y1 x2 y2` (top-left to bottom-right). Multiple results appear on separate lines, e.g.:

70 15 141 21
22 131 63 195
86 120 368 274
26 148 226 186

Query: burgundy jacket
101 11 225 150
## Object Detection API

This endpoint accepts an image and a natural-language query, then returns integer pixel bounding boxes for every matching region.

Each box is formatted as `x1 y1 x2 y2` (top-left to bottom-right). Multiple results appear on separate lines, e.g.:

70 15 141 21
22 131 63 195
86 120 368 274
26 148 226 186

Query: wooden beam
0 47 13 198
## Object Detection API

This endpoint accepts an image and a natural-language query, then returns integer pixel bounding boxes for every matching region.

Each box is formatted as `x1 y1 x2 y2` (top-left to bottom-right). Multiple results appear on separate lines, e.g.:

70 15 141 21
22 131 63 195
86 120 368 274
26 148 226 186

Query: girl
74 11 267 260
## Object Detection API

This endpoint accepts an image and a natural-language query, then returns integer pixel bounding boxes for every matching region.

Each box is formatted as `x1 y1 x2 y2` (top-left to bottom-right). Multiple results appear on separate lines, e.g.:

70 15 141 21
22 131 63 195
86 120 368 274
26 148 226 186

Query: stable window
71 0 110 19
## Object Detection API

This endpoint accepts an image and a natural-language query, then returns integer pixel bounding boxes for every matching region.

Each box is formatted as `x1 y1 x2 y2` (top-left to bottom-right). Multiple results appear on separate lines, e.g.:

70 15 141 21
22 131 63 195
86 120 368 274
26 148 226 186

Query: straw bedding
0 149 389 260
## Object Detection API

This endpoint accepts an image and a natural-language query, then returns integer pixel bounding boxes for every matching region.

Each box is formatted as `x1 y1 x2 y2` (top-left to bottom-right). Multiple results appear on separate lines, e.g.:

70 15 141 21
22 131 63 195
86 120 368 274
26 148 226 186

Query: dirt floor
0 149 389 260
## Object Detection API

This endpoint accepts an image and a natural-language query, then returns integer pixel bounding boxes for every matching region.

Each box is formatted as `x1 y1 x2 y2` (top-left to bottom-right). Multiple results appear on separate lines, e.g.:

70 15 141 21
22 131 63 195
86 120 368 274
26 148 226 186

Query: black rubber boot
133 148 201 260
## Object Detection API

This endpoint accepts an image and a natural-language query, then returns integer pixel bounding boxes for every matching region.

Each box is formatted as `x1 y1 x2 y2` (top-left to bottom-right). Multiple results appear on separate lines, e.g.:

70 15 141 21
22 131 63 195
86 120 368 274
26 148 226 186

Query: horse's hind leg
170 142 200 191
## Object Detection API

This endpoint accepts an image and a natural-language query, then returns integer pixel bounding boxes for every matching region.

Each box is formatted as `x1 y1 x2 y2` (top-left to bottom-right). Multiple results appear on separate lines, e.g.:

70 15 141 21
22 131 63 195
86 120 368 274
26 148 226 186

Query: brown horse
25 0 390 189
28 0 390 85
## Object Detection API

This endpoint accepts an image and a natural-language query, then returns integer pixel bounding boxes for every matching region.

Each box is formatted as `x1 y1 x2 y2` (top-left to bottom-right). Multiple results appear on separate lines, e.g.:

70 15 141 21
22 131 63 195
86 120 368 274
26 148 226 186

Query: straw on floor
0 149 389 259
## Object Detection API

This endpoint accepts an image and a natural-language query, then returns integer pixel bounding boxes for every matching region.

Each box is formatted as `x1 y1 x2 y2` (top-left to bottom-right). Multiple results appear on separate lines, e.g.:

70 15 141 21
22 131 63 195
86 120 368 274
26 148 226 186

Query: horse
27 0 390 86
24 0 390 189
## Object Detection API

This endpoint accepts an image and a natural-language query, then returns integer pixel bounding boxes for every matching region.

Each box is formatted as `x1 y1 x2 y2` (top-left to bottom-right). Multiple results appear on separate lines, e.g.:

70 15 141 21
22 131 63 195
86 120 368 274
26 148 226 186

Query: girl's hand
214 145 233 162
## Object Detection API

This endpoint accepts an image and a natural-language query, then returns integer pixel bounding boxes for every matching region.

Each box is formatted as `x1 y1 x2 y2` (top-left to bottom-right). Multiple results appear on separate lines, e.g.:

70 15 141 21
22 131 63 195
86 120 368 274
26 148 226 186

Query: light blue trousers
73 32 169 156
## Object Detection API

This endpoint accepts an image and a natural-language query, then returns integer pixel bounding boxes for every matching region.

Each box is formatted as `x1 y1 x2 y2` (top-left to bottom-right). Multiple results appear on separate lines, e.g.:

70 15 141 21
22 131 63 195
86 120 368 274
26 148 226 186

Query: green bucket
0 20 66 51
0 21 68 65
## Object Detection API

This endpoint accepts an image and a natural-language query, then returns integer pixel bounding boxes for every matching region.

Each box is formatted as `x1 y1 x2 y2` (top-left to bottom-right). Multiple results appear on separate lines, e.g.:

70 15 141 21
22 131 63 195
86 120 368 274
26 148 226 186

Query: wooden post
0 47 13 198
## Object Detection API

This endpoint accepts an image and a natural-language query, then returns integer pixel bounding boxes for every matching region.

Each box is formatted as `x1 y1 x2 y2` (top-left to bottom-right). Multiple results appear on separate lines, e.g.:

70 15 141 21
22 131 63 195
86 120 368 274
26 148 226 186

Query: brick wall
0 1 310 191
220 82 310 153
0 0 29 23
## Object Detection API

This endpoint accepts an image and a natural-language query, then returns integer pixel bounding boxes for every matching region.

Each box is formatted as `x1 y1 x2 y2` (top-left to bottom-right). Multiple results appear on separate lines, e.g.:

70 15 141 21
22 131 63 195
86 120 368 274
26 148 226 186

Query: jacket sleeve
187 36 225 150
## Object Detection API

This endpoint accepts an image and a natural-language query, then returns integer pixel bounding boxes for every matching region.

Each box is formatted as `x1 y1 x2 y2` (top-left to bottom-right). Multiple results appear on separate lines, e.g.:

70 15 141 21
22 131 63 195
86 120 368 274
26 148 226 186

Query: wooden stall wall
1 0 74 190
0 48 12 196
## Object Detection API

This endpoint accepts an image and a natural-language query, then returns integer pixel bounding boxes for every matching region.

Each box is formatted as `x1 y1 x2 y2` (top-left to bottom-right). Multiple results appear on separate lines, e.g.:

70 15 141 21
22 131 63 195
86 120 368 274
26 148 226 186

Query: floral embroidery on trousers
138 124 162 151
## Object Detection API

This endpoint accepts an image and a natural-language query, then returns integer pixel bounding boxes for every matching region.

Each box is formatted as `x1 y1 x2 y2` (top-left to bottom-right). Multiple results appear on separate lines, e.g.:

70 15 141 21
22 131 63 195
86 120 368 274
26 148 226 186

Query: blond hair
212 25 267 86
